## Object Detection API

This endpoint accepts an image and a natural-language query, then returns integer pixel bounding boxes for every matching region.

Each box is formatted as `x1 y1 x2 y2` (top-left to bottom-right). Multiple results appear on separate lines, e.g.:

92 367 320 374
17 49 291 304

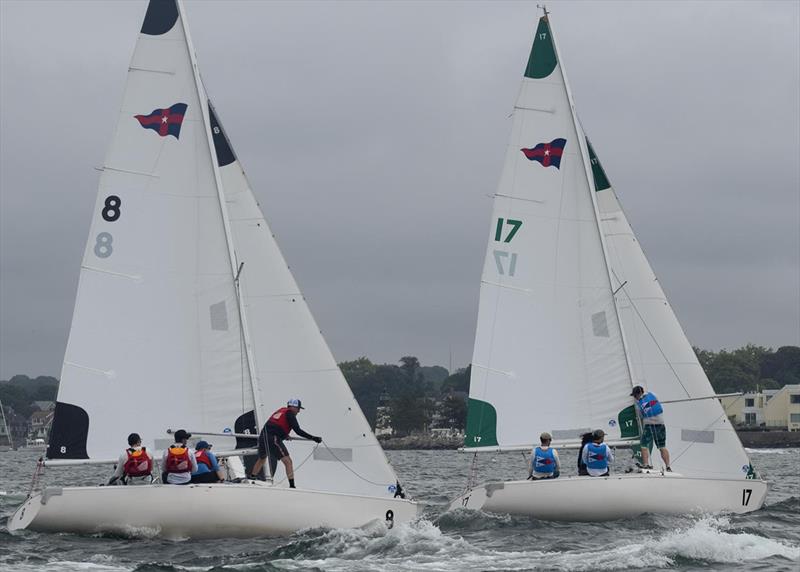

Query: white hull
9 482 419 539
449 472 768 521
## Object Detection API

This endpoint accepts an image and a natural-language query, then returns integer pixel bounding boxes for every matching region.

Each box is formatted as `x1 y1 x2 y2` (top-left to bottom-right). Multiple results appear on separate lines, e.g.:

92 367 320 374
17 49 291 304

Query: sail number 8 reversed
493 218 522 277
94 195 122 259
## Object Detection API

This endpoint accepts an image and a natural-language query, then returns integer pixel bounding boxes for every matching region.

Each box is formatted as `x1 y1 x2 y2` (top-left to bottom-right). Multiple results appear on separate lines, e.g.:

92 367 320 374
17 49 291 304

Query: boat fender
485 482 505 498
385 509 394 529
41 487 63 506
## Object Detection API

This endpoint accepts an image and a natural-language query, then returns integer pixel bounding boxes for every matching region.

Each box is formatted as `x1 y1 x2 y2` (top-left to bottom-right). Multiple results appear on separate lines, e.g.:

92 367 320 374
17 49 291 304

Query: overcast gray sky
1 1 798 380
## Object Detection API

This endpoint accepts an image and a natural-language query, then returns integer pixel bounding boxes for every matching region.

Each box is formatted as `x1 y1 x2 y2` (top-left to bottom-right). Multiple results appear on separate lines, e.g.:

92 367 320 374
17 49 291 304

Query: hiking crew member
248 399 322 488
109 432 154 485
162 429 198 485
191 440 225 483
581 429 614 477
528 432 560 480
631 385 672 471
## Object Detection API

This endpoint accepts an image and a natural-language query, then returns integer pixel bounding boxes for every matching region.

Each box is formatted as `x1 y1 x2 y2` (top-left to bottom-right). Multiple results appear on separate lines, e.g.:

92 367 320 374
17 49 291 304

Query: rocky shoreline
379 430 800 450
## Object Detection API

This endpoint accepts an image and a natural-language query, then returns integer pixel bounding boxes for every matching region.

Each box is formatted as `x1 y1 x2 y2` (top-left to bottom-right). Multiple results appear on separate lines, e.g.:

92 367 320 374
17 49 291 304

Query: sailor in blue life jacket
631 385 672 471
528 432 560 480
581 429 614 477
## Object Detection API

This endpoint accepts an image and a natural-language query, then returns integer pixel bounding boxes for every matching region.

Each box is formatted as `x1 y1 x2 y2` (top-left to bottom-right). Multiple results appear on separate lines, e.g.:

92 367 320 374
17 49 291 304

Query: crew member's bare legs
659 447 671 468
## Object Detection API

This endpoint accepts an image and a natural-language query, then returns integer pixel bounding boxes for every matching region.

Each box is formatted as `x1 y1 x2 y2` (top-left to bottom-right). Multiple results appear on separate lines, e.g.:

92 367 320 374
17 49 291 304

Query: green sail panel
586 138 612 191
524 17 557 79
618 405 640 439
464 398 498 448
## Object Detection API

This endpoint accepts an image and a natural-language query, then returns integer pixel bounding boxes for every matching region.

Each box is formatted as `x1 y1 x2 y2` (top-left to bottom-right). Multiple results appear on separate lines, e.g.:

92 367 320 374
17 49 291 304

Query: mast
176 0 265 428
545 9 639 394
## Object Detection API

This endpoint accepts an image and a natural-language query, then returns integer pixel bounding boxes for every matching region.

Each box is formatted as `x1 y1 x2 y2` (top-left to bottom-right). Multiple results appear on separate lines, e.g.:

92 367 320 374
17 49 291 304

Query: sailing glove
312 436 322 443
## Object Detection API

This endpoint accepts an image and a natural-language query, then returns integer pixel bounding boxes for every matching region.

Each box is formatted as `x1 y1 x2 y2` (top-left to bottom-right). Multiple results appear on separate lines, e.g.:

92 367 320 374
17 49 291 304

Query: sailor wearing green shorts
631 385 672 472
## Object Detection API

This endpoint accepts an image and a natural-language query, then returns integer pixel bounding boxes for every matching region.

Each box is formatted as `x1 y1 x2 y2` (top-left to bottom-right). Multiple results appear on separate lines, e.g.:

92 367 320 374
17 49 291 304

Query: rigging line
271 444 319 486
320 442 392 488
610 269 692 398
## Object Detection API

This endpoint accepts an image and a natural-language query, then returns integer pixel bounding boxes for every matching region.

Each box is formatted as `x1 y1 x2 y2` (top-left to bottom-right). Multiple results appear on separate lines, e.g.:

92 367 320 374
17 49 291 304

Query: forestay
465 15 637 451
587 138 754 480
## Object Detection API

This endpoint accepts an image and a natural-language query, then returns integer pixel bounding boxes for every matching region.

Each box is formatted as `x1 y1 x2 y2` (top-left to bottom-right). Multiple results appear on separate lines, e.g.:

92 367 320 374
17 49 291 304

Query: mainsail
588 138 753 479
465 15 637 451
48 0 400 497
209 96 400 497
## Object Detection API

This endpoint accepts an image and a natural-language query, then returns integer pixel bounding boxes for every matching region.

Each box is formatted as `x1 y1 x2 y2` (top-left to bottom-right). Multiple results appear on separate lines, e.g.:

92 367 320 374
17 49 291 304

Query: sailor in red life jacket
108 432 154 485
248 399 322 488
161 429 198 485
191 440 225 483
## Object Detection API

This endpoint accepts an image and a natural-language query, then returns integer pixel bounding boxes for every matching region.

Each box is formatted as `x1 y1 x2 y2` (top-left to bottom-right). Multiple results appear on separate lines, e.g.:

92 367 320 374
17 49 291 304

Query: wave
0 560 131 572
264 515 799 572
745 448 797 454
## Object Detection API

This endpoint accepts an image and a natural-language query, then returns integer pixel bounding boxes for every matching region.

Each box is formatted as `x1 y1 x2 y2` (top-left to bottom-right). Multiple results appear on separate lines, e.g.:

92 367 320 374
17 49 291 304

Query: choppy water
1 448 798 571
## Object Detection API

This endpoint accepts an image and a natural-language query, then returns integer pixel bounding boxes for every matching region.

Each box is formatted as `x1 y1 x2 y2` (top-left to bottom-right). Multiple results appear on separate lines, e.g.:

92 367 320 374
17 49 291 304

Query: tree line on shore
1 345 797 438
339 345 800 436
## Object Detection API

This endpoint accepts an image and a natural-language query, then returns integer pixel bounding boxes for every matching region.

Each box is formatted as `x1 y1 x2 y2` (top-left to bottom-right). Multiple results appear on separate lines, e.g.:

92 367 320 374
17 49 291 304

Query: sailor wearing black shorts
249 399 322 488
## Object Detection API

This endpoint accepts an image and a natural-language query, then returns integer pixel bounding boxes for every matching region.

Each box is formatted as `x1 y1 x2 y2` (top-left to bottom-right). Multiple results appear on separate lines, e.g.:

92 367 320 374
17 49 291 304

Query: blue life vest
533 447 556 474
638 392 664 418
586 443 609 471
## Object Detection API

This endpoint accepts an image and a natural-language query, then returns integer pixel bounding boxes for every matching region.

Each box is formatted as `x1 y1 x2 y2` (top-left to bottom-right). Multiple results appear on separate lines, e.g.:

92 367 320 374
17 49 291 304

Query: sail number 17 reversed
493 218 522 277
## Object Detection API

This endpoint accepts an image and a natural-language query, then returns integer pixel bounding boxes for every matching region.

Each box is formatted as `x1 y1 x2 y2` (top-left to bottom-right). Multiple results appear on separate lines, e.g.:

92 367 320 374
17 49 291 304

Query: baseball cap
287 398 305 409
195 440 211 450
630 385 644 397
174 429 192 441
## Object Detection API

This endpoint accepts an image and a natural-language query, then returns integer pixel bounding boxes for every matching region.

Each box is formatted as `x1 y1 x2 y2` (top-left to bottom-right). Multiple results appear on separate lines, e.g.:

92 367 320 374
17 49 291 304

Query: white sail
207 98 401 497
587 138 754 479
464 14 637 451
47 0 256 461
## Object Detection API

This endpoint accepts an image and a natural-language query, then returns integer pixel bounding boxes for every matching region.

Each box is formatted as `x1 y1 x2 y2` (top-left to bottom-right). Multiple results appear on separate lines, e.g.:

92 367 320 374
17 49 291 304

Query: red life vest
123 447 152 478
165 445 191 473
267 407 292 435
195 449 213 469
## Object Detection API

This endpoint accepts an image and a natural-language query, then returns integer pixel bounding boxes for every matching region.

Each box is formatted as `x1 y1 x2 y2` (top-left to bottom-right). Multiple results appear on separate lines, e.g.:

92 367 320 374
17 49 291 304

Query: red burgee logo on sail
134 103 188 139
521 138 567 169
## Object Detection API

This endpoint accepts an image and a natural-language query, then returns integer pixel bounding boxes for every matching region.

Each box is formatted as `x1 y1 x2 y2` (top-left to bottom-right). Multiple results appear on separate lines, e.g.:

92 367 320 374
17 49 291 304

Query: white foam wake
273 516 800 572
745 448 794 454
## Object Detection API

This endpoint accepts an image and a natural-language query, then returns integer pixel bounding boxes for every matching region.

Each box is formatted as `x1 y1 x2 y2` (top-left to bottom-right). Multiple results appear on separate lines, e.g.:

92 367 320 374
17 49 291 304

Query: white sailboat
0 399 13 451
9 0 417 538
448 8 767 521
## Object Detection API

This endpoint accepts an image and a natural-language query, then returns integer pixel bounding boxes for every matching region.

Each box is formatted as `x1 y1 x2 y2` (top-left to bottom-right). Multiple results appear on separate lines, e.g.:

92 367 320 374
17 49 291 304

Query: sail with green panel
525 17 557 79
464 398 498 448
